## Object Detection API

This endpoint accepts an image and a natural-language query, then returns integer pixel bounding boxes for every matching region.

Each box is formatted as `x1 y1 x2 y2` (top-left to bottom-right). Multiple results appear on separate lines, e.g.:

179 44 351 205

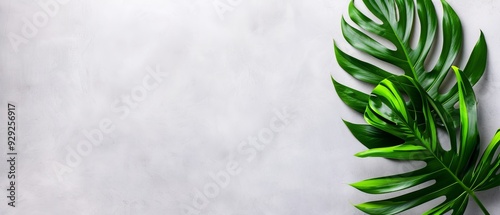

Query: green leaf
330 1 500 214
452 66 480 173
344 120 404 148
471 130 500 191
439 33 488 112
351 166 446 194
355 142 432 160
331 76 369 113
332 0 487 124
350 72 500 214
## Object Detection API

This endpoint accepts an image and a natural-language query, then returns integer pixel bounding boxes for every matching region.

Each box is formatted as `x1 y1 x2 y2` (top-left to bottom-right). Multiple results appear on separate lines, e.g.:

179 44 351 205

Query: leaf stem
405 121 490 214
415 135 490 214
469 192 489 215
430 152 490 214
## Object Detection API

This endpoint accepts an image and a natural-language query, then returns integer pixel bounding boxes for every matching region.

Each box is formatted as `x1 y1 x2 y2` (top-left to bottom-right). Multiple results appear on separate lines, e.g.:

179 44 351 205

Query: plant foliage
332 0 499 214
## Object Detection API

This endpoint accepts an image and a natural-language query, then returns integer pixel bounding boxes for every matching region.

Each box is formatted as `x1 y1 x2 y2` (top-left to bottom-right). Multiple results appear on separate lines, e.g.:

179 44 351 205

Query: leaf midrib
397 113 488 214
383 14 418 82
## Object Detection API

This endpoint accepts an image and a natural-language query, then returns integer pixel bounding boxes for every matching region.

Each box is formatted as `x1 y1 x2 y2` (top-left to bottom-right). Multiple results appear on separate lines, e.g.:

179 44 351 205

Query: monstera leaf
330 0 499 213
332 0 487 149
351 69 500 214
333 0 487 113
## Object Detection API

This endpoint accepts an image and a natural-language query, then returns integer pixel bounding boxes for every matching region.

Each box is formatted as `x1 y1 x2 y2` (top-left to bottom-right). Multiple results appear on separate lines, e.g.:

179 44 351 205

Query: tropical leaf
330 0 499 214
343 120 404 149
333 0 487 133
350 68 500 214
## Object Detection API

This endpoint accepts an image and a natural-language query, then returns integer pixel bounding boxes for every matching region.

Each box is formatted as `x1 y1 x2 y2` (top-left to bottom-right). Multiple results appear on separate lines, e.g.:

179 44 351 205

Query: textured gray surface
1 0 500 214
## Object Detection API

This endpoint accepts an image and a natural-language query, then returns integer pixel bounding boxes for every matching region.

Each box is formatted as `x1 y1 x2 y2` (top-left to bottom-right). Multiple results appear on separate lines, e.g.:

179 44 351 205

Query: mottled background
1 0 500 214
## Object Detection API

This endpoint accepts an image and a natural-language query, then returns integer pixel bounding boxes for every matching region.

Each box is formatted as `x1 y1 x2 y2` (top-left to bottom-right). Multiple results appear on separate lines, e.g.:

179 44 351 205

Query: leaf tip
354 151 366 157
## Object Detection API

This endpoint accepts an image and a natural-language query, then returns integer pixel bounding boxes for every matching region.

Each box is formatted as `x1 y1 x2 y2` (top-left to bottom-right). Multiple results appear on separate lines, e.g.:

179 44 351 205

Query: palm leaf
332 0 487 146
351 68 500 214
